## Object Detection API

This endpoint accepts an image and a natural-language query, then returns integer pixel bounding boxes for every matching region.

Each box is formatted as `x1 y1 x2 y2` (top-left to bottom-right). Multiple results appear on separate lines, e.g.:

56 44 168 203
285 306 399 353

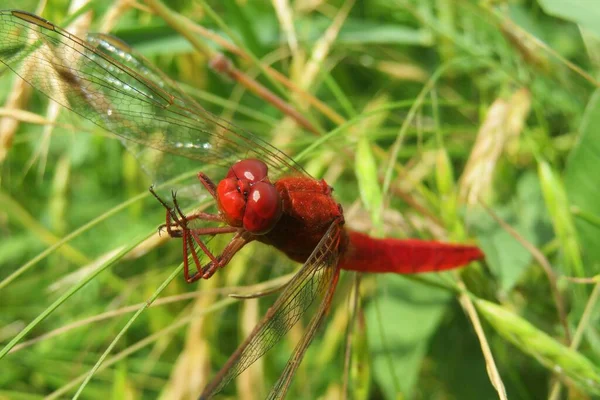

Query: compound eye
243 181 282 234
216 177 245 227
227 159 269 183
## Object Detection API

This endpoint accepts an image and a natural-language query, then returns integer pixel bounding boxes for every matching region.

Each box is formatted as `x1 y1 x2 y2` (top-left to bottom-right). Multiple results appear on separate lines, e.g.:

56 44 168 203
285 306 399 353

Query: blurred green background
1 0 599 399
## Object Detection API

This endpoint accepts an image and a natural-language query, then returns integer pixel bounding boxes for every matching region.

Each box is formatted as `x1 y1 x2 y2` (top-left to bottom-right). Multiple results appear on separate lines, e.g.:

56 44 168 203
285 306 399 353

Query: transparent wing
266 254 340 400
83 32 214 183
199 220 344 399
0 10 306 181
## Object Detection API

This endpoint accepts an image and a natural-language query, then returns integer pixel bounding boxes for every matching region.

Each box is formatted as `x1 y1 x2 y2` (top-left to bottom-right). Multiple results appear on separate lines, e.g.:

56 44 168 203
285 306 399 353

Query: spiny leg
171 189 222 224
171 189 186 221
184 230 205 283
182 229 193 282
167 190 249 281
196 231 252 279
198 172 217 198
151 177 250 283
182 230 250 282
150 186 220 277
150 186 182 237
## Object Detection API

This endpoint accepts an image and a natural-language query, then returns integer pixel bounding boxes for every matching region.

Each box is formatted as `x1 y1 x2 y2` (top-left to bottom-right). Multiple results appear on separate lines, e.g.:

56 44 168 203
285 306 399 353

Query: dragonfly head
216 159 283 234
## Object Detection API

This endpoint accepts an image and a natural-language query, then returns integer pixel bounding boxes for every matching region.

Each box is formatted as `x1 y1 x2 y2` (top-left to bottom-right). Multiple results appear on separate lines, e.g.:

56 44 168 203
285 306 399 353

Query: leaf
539 161 584 277
365 276 453 399
537 0 600 38
350 309 371 400
476 298 600 395
471 172 551 292
355 135 383 230
294 17 434 45
435 149 458 228
565 89 600 273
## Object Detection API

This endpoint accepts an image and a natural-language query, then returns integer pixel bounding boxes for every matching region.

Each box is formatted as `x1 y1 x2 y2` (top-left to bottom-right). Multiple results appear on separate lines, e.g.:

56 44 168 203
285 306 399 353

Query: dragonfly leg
185 231 252 280
150 186 223 238
184 231 207 283
150 186 184 237
170 189 187 220
197 172 217 198
150 180 249 283
170 189 222 224
182 230 196 282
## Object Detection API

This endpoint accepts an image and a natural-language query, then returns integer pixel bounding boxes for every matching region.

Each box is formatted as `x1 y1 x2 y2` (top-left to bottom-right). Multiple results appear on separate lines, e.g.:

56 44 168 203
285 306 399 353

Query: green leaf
476 298 600 395
537 0 600 37
293 17 434 45
365 276 453 399
350 310 371 400
355 136 383 230
435 149 458 228
472 173 550 292
112 363 128 400
539 161 584 277
565 90 600 273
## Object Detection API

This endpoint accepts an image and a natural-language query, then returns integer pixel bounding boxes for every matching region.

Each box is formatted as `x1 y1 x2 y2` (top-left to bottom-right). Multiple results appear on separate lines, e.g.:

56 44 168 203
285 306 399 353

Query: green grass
1 0 599 399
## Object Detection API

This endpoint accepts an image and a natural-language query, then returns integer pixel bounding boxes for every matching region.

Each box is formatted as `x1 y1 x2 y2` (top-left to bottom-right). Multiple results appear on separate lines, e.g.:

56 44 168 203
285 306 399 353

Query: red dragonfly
0 10 484 399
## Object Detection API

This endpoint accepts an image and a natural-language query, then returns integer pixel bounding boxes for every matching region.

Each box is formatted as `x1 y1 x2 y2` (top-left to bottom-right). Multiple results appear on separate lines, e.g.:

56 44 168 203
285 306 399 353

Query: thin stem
342 272 361 398
548 282 600 400
144 0 321 135
458 281 508 400
0 232 153 359
0 170 198 290
479 200 571 342
48 296 239 399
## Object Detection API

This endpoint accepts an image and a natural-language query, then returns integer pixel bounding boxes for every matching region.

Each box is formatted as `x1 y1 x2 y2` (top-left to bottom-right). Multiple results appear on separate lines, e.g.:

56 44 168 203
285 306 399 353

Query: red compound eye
243 181 283 234
216 177 245 227
227 159 269 183
217 159 282 234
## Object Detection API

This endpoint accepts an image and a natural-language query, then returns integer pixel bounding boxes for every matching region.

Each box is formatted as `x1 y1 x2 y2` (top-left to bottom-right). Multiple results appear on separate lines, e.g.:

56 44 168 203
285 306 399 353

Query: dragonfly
0 10 485 399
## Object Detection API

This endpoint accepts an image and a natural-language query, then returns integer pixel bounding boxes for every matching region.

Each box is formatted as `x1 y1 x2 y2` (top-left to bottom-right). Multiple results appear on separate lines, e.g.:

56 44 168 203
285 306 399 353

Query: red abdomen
257 177 345 263
339 230 484 274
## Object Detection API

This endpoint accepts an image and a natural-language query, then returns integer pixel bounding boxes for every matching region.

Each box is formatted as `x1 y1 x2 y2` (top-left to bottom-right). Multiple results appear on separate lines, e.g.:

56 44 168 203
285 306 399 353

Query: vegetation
1 0 599 399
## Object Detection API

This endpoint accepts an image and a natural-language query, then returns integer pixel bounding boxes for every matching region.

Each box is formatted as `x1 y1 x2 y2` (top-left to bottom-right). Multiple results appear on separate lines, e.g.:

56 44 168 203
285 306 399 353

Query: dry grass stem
460 88 531 205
